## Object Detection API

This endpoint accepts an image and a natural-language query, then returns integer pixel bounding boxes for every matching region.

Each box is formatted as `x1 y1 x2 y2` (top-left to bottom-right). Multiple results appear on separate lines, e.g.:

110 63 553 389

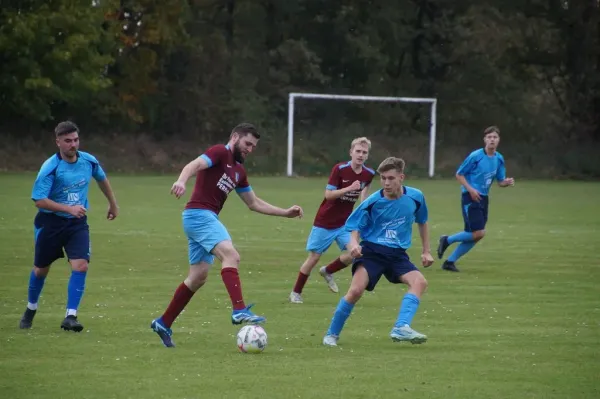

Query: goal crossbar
287 92 438 177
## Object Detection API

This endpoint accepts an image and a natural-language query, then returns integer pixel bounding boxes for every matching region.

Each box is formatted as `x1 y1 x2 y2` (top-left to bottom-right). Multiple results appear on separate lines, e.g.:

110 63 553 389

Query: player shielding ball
289 137 375 304
322 157 434 346
151 123 303 347
20 121 119 332
437 126 515 272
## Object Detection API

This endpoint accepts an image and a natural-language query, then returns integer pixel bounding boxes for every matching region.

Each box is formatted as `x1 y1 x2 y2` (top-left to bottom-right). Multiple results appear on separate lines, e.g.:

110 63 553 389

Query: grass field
1 174 599 399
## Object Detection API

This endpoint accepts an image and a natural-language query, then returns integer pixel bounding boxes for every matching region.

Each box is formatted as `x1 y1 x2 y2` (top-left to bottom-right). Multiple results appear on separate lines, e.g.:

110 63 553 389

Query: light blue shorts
305 226 350 254
182 209 231 265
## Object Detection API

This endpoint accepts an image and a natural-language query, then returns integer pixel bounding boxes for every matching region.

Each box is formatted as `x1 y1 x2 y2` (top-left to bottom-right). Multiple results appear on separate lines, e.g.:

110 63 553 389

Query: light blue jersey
345 186 428 250
31 151 106 218
456 149 506 196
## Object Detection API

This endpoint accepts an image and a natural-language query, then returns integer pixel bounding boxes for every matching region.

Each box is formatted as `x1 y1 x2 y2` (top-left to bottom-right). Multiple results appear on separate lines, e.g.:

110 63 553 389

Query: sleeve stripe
326 184 337 190
200 154 213 168
235 186 252 193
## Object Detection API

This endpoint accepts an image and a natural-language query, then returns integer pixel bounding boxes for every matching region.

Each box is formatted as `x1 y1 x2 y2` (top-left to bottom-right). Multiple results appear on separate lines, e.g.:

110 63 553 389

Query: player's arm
359 184 370 202
91 162 119 220
176 157 210 185
455 174 477 193
323 165 359 200
34 198 84 217
171 157 210 198
238 190 303 218
324 182 361 201
31 170 84 218
348 230 362 258
96 178 119 220
345 199 372 257
456 155 481 201
415 193 433 267
495 160 515 187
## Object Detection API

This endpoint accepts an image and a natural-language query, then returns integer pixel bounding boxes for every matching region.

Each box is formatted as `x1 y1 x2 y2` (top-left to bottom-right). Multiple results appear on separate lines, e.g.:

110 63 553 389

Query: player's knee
415 276 428 293
219 247 240 267
71 260 88 272
225 251 241 267
346 286 365 303
33 266 50 278
473 230 486 241
185 275 207 291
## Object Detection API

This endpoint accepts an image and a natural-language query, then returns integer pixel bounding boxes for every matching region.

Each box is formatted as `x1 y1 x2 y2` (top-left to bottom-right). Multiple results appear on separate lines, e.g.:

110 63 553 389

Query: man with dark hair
151 123 304 348
437 125 515 272
20 121 119 332
322 157 434 346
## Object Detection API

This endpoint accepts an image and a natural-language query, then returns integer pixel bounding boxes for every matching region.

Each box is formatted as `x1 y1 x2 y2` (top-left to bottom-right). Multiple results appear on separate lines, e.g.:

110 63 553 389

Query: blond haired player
289 137 375 303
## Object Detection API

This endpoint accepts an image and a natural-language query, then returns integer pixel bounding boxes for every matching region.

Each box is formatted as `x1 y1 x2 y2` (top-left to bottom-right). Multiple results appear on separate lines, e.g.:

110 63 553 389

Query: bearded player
151 123 303 347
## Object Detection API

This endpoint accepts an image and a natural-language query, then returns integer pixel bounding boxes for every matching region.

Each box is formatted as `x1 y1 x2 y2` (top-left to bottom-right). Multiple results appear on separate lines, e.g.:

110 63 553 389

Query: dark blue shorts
352 241 418 292
34 212 90 268
461 192 489 232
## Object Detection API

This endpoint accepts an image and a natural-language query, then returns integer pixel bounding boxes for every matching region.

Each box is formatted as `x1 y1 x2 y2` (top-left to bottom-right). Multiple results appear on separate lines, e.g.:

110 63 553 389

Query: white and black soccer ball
236 325 268 353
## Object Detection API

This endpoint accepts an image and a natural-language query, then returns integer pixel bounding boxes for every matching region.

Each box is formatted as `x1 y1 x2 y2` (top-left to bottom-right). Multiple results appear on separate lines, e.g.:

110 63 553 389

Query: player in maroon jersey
289 137 375 304
151 123 303 347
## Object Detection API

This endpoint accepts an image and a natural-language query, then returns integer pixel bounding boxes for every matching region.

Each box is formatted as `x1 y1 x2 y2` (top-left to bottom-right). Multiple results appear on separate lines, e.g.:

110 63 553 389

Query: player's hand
69 205 87 218
349 244 363 258
468 188 481 202
347 180 362 192
503 177 515 187
285 205 303 218
171 181 186 199
107 203 119 220
421 252 434 268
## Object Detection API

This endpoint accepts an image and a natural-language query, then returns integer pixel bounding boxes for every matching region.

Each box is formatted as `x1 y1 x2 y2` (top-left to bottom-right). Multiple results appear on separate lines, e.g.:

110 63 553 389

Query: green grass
1 174 599 399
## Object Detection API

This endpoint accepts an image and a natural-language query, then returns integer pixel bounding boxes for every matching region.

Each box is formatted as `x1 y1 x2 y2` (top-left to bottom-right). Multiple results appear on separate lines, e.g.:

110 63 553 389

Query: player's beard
233 143 245 164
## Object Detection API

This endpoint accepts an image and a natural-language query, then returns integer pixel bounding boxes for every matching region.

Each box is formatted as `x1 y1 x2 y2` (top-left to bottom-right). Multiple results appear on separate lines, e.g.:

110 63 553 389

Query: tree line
1 0 598 177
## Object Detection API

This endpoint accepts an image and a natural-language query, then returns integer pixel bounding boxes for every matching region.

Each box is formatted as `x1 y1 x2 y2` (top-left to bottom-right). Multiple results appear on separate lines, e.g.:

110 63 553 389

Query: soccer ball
236 325 268 353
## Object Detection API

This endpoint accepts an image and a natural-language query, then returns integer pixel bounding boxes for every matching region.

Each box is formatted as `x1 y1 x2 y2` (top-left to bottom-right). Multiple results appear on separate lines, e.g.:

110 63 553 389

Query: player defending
322 157 434 346
151 123 303 347
19 121 119 332
437 126 515 272
289 137 375 304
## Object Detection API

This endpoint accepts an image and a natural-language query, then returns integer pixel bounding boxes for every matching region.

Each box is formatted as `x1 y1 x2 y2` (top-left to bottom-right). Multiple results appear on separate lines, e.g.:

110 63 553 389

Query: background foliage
1 0 598 177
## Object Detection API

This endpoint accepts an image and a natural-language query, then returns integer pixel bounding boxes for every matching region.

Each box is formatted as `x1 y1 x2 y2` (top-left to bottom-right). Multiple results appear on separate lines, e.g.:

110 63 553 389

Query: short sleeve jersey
344 186 428 250
185 144 252 214
456 149 506 196
31 151 106 218
313 162 376 229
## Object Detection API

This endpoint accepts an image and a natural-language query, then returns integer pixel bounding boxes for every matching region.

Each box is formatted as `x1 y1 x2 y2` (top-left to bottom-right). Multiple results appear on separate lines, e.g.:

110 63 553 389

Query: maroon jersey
313 162 376 229
185 144 251 214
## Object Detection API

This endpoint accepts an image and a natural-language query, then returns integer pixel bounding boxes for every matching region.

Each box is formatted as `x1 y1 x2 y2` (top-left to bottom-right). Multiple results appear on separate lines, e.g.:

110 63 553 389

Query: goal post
286 92 438 177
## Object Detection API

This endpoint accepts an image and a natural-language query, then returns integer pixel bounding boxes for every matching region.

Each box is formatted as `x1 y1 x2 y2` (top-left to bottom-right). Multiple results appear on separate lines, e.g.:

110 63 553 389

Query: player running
322 157 434 346
151 123 303 347
289 137 375 304
437 126 515 272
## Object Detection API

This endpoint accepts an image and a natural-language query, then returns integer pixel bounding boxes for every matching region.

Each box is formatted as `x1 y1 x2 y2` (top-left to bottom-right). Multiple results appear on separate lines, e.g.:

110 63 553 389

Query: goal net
286 92 438 177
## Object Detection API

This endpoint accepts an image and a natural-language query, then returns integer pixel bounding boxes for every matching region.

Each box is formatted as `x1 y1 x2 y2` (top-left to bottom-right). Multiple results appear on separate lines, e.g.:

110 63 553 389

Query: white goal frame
286 92 438 177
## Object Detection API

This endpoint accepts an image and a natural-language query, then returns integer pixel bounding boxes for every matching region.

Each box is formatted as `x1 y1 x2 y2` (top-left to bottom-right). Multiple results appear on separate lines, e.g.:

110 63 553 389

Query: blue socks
395 293 420 327
27 270 47 310
448 231 474 244
448 241 476 262
326 297 355 336
66 270 87 316
446 231 477 263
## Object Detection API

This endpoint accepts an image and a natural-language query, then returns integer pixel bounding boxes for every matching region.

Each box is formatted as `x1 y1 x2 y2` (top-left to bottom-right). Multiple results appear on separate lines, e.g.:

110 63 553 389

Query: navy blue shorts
461 192 489 232
352 241 418 292
33 212 90 268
